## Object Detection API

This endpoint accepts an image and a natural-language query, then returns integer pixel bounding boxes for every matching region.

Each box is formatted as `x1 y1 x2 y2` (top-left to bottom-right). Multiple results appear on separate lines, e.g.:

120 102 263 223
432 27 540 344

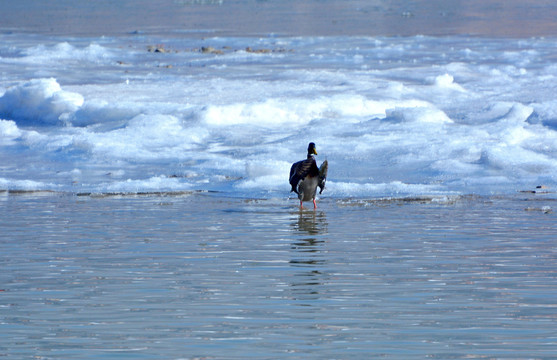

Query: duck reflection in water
289 210 328 304
293 209 328 236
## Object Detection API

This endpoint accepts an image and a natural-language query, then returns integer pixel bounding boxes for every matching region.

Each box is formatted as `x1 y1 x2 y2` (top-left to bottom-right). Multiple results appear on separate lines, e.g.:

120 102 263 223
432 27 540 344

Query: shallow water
1 193 556 359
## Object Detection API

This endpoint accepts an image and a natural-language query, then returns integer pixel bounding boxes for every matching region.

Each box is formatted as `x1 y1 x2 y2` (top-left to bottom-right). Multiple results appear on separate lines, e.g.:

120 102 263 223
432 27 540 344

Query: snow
1 34 557 197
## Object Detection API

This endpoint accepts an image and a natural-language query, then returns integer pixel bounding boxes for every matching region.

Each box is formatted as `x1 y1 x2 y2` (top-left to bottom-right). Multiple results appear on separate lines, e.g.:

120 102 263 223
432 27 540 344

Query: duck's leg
313 198 317 209
300 200 304 209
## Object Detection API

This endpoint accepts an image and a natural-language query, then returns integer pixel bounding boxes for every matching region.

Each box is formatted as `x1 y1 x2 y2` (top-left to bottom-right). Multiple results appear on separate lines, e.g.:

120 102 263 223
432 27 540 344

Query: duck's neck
307 153 314 159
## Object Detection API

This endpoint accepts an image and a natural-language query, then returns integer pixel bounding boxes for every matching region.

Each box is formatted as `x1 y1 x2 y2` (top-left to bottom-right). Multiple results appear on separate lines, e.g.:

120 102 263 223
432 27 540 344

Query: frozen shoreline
2 186 555 205
2 34 557 198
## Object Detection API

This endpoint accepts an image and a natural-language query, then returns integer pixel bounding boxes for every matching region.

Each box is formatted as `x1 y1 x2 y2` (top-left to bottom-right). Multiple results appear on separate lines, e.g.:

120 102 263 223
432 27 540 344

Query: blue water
1 193 556 359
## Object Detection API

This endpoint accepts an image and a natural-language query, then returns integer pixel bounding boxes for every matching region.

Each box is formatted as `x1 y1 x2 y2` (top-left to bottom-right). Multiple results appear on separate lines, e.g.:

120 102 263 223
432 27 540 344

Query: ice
70 99 142 127
0 78 83 125
0 177 55 191
326 180 448 198
22 42 114 64
385 105 453 124
1 34 557 197
76 114 208 160
102 175 193 193
202 95 391 127
432 73 466 92
0 119 21 144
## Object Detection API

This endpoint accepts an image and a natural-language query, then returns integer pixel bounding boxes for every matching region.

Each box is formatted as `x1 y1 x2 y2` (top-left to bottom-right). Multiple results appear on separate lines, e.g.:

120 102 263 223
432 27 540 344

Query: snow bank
0 78 83 125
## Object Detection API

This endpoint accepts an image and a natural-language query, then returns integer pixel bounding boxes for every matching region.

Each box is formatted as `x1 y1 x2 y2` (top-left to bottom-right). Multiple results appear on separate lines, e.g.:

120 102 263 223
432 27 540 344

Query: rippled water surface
1 193 556 359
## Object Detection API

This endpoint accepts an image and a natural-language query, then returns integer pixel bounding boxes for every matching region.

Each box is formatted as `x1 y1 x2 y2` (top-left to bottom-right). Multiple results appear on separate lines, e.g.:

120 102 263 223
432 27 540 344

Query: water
1 192 556 359
3 0 557 38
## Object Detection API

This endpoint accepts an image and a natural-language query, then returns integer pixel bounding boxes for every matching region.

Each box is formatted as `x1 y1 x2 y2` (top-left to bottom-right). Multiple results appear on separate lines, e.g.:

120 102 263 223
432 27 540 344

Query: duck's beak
313 149 318 155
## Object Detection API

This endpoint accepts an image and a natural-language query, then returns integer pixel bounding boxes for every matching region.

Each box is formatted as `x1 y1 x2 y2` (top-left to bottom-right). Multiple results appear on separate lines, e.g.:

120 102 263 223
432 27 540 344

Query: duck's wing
318 160 328 194
289 158 319 193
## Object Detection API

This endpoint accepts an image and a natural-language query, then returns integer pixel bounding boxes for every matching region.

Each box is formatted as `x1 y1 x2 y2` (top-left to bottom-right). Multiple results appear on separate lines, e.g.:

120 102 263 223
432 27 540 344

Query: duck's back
289 157 319 194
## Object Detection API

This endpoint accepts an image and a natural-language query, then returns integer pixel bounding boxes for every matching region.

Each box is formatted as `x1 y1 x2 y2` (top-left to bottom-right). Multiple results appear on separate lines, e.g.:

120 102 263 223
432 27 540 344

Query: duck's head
307 142 317 157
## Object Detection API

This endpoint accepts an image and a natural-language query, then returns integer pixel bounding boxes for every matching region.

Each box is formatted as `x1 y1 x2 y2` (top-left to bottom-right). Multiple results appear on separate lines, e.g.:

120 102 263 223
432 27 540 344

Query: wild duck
289 142 328 209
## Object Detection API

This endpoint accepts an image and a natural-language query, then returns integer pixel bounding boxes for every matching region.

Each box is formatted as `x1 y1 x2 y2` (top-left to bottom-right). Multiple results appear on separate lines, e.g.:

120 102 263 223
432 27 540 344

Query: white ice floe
0 34 556 196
